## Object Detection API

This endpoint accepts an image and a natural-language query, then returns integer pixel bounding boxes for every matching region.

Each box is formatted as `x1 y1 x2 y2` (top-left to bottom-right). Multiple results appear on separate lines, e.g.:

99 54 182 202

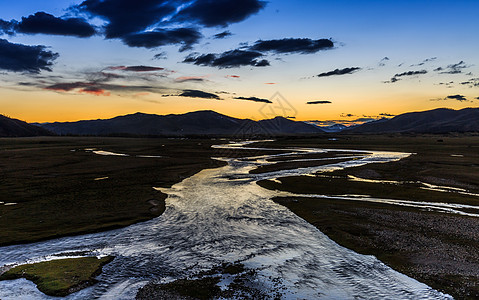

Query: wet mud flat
256 135 479 299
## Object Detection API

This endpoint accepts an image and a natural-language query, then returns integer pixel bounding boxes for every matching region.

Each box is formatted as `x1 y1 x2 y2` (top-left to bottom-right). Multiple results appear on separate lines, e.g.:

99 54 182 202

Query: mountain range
346 107 479 133
0 115 53 137
38 110 323 136
2 107 479 138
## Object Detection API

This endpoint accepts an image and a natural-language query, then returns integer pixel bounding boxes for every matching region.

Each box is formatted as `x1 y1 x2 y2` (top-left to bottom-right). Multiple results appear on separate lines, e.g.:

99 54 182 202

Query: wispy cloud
410 57 437 67
234 96 272 103
378 57 390 67
175 76 208 83
434 61 469 74
386 69 427 83
460 78 479 88
213 31 232 39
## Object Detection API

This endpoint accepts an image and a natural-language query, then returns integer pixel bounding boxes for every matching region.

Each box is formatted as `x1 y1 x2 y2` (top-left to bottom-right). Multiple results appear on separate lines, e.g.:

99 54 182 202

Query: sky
1 0 479 123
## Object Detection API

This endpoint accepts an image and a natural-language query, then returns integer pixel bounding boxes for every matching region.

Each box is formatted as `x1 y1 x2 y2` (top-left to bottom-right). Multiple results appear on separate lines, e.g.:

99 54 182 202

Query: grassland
0 256 113 296
0 137 226 246
254 134 479 299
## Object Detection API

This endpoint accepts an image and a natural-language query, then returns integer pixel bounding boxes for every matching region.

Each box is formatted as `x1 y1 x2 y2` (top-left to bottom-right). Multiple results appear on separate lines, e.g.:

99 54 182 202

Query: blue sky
1 0 478 122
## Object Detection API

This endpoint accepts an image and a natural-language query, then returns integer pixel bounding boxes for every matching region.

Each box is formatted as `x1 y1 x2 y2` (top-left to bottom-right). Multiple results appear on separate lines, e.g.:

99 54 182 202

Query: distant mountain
39 111 323 136
0 115 53 137
320 124 348 133
347 108 479 133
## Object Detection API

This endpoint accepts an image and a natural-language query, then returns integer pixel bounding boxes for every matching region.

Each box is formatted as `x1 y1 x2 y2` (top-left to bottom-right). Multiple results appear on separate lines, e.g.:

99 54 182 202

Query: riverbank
0 137 226 246
255 135 479 299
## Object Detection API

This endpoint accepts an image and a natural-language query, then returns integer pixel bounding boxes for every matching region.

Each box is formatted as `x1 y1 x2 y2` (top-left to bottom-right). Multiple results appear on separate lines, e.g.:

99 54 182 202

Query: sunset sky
1 0 479 123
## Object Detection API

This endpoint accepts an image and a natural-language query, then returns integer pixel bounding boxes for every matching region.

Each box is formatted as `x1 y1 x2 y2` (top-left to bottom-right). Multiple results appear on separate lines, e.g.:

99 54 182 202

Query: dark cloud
445 94 468 101
250 38 333 54
0 19 15 35
77 0 176 39
14 12 96 37
107 65 165 72
122 28 202 50
316 67 361 78
213 31 232 39
234 96 272 103
183 37 332 69
184 50 268 68
340 113 356 118
0 39 58 73
475 97 479 100
307 100 332 104
379 113 395 117
75 0 265 50
179 89 220 99
176 0 266 27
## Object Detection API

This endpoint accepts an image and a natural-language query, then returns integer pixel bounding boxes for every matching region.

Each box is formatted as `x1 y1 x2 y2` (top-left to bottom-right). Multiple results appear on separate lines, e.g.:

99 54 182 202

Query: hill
39 111 323 136
347 108 479 133
0 115 53 137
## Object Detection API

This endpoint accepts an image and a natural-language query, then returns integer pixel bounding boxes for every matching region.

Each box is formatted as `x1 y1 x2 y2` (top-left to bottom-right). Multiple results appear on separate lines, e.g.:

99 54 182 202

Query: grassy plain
0 137 226 246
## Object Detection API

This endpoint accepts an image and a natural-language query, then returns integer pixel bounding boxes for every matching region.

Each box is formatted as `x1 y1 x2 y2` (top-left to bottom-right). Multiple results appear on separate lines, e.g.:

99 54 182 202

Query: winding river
0 141 453 299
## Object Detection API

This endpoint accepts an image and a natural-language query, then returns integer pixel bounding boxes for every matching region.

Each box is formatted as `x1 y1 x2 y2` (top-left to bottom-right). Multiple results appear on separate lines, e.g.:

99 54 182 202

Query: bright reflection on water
0 142 452 299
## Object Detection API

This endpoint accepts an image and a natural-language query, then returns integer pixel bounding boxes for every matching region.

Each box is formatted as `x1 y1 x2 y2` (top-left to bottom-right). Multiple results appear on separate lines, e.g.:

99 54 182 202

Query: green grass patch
0 256 114 296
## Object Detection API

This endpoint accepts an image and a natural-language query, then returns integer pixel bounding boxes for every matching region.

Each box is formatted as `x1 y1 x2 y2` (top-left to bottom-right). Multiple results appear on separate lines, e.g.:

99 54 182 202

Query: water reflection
0 142 451 299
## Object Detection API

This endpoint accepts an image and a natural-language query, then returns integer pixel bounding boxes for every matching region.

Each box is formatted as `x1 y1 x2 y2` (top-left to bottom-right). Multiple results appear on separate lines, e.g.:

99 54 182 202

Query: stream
0 141 452 299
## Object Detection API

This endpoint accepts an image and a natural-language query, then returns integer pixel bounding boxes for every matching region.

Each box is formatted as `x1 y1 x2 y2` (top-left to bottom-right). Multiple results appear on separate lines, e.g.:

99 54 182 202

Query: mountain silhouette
39 110 323 136
0 115 53 137
347 108 479 133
